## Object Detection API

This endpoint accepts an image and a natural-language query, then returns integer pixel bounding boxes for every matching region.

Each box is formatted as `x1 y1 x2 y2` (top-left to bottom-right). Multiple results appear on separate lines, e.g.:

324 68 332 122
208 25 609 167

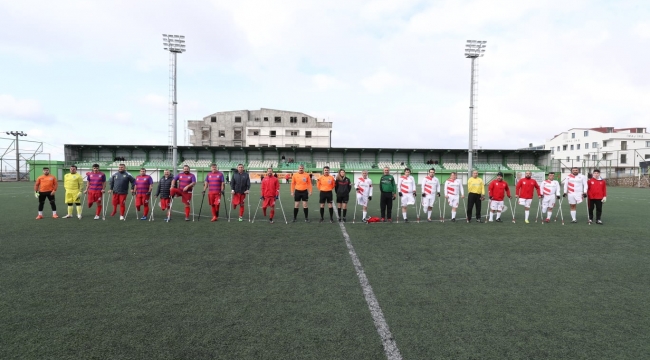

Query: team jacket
231 171 251 194
261 175 280 197
421 176 441 197
488 179 511 201
156 175 174 198
540 180 561 198
515 178 541 199
587 178 607 199
335 176 352 197
354 177 373 198
109 171 136 194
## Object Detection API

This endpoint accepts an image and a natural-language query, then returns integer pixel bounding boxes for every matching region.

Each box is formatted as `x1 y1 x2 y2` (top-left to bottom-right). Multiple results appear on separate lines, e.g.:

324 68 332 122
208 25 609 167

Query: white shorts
422 195 436 208
400 193 415 206
567 193 583 205
518 198 532 207
490 200 504 211
446 195 459 208
356 193 369 206
542 196 556 209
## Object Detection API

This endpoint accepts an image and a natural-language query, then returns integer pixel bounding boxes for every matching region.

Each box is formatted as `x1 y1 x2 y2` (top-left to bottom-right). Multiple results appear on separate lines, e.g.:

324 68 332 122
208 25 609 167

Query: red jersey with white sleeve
515 178 541 199
421 176 440 196
540 179 560 198
444 179 463 197
488 179 510 201
355 177 373 198
261 176 280 197
398 175 416 194
587 177 607 200
564 173 587 195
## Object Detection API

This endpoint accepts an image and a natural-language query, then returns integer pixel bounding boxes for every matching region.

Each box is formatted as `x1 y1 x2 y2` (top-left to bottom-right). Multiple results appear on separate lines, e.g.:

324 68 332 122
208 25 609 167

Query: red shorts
136 194 150 207
112 193 127 206
232 193 246 206
159 197 170 210
88 191 103 207
263 196 275 208
171 188 192 205
208 192 222 206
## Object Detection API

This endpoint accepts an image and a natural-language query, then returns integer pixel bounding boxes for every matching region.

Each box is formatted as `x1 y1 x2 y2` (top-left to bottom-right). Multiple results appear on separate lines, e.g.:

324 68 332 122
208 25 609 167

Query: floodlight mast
163 34 186 176
7 131 27 181
465 40 486 178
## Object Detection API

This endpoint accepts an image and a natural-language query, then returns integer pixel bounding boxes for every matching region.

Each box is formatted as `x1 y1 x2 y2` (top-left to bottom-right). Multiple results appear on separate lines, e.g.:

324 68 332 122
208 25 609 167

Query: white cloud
312 74 347 91
361 70 405 93
0 94 43 119
632 22 650 38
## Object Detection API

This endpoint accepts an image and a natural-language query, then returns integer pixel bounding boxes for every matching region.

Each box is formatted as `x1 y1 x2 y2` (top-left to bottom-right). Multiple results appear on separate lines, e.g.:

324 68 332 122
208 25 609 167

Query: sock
53 211 57 215
329 208 333 218
427 210 432 219
303 208 308 219
270 209 275 219
402 211 407 219
542 206 547 214
76 205 82 215
96 206 102 216
239 206 245 217
212 206 217 217
293 208 299 219
489 212 494 221
547 211 552 219
38 211 43 215
452 210 456 219
185 207 190 217
571 210 576 220
68 206 73 215
263 207 267 216
497 212 501 219
120 206 125 216
337 208 341 217
216 210 220 217
525 210 529 221
143 204 149 217
343 209 347 218
111 206 117 216
136 205 141 212
362 211 367 219
320 208 324 218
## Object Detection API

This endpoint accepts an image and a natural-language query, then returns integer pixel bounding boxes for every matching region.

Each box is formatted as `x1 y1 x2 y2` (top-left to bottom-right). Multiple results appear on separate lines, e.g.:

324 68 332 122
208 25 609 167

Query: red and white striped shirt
445 179 463 197
398 175 416 194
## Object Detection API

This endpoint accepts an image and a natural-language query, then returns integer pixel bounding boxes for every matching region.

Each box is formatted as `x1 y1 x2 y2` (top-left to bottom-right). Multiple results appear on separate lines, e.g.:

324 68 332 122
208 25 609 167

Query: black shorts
294 190 309 202
336 194 349 204
319 191 333 204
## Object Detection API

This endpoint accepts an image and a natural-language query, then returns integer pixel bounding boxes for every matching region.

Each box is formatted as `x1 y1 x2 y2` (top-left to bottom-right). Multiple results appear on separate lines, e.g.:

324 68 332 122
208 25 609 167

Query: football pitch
1 182 650 359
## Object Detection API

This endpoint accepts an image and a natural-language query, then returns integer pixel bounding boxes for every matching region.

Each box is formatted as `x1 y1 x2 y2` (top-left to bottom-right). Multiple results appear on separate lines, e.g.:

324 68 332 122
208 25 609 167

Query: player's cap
497 172 504 177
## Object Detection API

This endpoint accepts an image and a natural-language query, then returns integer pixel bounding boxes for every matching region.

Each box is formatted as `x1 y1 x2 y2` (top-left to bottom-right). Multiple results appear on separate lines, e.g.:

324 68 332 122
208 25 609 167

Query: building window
218 131 225 138
621 141 627 150
302 117 308 123
584 130 589 137
566 157 570 161
305 131 312 138
621 154 627 164
563 145 567 151
585 143 589 149
646 141 650 147
576 144 580 150
234 130 242 140
253 131 259 136
602 141 607 147
645 154 650 159
290 131 298 137
290 117 297 123
210 116 216 123
270 131 276 137
577 156 580 161
274 117 281 123
592 155 597 160
570 145 574 150
235 116 242 123
592 142 598 148
264 117 268 121
602 153 608 160
249 145 256 147
260 144 268 147
254 117 260 121
557 146 560 152
270 145 276 148
571 133 575 139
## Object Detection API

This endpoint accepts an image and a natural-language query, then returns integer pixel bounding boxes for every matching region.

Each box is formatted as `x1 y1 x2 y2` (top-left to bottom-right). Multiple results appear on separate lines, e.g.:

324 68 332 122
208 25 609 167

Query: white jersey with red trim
541 179 561 198
421 176 441 196
398 175 416 194
563 174 587 195
444 179 464 197
354 177 373 198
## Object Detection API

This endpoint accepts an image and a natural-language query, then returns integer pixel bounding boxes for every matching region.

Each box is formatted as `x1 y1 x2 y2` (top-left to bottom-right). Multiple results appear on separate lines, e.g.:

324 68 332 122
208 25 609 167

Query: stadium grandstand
61 144 550 185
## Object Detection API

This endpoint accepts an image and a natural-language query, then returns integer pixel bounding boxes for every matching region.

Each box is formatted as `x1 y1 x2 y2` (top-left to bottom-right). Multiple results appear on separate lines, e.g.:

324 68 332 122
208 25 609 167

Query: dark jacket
109 171 135 194
231 171 251 194
156 175 174 198
335 176 352 197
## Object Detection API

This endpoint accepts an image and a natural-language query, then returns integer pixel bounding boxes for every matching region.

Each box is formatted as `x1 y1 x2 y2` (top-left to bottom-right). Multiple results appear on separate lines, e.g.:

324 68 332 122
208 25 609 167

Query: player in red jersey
84 164 106 220
487 171 511 222
170 165 197 221
515 171 541 224
261 167 280 223
134 168 153 220
203 163 225 222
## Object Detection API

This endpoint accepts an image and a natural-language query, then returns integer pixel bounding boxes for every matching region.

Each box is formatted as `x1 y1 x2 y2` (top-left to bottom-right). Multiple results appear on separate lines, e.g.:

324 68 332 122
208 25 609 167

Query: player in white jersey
444 172 464 222
397 168 416 222
421 168 441 222
563 167 588 223
540 172 561 223
354 170 373 222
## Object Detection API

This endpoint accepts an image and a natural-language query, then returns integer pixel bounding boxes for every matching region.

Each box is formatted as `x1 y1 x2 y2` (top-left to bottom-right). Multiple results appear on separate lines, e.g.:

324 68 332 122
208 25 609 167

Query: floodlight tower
6 131 27 181
465 40 487 177
163 34 186 176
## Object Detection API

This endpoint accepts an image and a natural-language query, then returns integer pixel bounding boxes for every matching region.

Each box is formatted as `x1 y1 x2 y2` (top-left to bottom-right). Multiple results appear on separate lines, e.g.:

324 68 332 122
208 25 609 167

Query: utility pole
6 131 27 181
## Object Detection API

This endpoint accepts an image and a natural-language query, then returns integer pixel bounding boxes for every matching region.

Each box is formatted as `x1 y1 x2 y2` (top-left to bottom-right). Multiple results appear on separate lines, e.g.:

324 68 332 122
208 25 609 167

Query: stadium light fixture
162 34 186 176
465 40 487 177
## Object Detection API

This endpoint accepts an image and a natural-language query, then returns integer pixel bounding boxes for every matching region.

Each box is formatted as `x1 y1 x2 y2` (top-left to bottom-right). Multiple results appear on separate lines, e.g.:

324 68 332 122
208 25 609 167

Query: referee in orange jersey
317 166 336 223
291 164 313 222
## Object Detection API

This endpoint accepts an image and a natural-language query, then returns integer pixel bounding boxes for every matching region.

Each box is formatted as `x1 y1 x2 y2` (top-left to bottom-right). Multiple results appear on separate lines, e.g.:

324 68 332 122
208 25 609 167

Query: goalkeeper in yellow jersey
63 165 84 219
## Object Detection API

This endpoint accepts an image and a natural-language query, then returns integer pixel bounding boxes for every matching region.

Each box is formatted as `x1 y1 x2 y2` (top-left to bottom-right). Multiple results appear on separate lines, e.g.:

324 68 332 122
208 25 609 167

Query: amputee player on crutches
108 163 136 221
84 164 106 220
563 167 588 224
540 172 561 223
203 163 226 222
487 171 510 222
134 168 153 221
515 171 541 224
260 167 280 224
230 163 251 222
170 164 197 222
421 168 441 222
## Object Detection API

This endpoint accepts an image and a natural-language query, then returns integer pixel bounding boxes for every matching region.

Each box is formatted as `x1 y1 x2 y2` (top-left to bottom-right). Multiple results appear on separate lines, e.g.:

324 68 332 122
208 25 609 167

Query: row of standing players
33 164 607 224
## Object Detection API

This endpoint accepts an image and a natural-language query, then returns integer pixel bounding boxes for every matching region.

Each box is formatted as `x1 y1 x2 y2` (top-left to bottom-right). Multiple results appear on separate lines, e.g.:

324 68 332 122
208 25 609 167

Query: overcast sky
1 0 649 160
